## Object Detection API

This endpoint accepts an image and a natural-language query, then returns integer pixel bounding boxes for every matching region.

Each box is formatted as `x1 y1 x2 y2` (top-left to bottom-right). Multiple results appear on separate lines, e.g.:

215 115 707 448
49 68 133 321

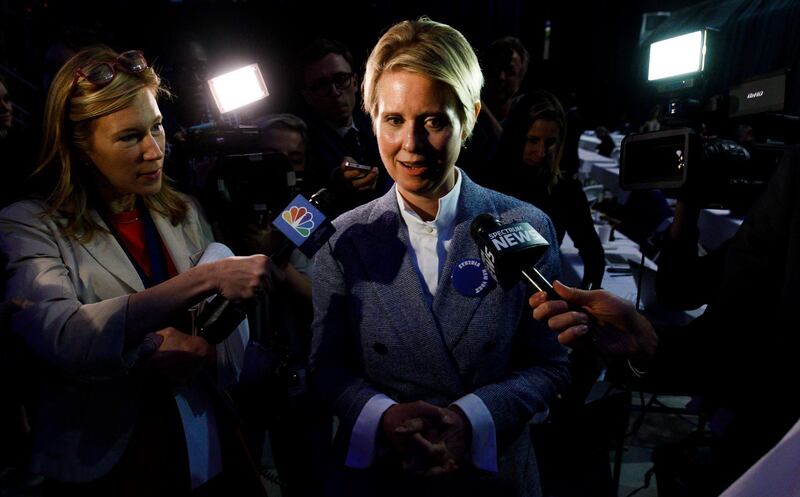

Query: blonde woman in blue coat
310 18 570 497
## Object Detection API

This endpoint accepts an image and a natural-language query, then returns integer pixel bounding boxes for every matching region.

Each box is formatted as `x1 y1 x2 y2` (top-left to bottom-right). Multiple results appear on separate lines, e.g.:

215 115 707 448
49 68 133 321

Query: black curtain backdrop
2 0 797 132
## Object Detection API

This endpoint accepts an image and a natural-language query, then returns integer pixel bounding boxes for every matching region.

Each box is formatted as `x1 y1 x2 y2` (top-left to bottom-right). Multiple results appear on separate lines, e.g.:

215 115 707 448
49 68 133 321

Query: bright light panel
208 63 269 114
648 30 706 81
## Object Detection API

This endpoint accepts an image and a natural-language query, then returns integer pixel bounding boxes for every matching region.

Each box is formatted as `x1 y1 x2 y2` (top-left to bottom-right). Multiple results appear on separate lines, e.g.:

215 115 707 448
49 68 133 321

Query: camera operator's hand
530 281 658 362
339 156 378 191
210 255 270 301
144 327 215 385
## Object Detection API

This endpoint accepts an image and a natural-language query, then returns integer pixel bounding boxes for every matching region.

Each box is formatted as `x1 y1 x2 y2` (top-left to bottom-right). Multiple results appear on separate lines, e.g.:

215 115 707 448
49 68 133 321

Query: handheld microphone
268 188 336 266
471 213 605 362
197 188 336 344
469 213 557 296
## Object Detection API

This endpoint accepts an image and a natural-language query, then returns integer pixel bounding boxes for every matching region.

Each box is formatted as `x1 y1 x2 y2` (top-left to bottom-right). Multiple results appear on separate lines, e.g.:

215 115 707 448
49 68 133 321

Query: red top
110 209 178 280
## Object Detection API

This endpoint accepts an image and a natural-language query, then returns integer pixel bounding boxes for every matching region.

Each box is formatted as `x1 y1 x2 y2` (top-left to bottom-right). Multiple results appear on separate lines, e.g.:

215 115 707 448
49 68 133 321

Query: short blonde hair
363 17 483 140
33 45 186 241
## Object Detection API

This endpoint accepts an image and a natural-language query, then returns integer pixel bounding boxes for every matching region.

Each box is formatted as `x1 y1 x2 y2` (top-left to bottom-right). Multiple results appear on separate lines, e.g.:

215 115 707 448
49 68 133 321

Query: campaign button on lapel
452 258 494 297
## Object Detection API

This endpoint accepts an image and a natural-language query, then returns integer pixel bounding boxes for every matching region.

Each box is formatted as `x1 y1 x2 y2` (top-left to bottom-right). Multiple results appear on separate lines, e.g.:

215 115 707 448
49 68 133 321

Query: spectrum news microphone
196 188 336 344
471 213 612 395
469 214 605 349
470 213 561 297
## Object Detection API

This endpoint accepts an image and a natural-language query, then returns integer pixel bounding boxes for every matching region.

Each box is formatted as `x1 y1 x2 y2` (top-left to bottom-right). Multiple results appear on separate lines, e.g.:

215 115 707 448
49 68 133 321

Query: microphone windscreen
272 190 336 259
470 213 550 288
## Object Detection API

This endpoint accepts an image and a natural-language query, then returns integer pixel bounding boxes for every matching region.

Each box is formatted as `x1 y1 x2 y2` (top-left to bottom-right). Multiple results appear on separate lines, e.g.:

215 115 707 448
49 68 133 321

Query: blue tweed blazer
310 172 570 496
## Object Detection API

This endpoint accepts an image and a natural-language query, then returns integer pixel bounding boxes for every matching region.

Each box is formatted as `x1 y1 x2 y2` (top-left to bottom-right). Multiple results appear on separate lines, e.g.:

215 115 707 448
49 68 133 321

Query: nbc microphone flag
272 194 327 248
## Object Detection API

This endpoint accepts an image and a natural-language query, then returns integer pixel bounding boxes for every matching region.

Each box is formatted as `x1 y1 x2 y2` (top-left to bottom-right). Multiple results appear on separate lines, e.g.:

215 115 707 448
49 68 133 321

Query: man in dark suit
298 39 388 214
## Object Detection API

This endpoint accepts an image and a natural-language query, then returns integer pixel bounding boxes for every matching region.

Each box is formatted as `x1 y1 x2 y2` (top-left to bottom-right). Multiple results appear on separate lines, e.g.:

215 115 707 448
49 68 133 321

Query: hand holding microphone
211 255 270 301
470 214 608 357
471 213 658 365
197 189 336 344
529 281 658 363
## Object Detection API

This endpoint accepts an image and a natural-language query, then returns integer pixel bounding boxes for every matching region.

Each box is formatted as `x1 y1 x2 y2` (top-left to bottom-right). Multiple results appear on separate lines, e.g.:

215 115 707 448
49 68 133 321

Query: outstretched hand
529 280 658 362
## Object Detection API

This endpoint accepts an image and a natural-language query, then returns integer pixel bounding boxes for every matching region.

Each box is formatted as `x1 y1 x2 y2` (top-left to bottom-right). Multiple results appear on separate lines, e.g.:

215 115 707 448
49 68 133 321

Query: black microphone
470 213 558 296
195 295 251 345
471 214 606 363
196 188 337 344
268 188 336 266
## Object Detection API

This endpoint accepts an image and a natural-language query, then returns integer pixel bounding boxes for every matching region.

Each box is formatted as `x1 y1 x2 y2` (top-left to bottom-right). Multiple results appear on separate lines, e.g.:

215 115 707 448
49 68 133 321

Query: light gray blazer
0 197 213 482
309 173 570 497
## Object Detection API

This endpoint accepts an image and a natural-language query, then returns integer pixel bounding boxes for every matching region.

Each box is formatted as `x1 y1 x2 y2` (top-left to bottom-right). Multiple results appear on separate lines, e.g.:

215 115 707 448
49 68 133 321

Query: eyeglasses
72 50 149 91
306 72 355 96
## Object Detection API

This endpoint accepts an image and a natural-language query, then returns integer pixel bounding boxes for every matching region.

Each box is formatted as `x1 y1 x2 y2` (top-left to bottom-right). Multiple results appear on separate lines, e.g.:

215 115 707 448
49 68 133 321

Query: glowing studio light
648 30 707 81
207 63 269 114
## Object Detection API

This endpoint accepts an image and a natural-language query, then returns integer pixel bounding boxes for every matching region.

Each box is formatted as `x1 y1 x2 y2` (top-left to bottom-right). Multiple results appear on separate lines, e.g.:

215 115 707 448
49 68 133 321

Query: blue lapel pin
452 258 494 297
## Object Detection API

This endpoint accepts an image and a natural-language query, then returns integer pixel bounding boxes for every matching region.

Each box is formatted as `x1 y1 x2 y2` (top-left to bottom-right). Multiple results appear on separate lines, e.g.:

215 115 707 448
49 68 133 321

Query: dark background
1 0 799 132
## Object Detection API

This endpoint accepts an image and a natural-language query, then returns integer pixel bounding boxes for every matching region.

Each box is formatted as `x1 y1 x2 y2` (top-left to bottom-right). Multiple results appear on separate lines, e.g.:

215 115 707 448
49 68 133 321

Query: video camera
620 29 793 210
174 123 300 224
166 61 297 224
220 150 299 225
181 122 262 155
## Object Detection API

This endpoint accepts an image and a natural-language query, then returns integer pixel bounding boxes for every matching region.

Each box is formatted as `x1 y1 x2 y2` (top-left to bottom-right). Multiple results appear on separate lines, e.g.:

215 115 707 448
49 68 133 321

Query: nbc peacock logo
281 206 315 238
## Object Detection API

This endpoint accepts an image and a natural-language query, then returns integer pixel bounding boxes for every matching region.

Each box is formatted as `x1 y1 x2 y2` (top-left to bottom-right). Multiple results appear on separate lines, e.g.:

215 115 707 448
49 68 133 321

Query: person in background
256 113 309 194
309 18 568 497
0 76 14 137
297 38 387 214
224 113 332 497
160 38 219 199
490 90 605 289
0 75 37 207
480 36 529 125
458 36 529 180
594 126 615 158
557 90 585 180
0 46 268 496
640 104 663 133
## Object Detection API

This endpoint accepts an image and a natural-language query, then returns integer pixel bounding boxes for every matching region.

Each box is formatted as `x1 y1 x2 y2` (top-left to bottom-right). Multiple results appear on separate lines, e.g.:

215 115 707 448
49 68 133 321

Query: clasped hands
380 400 470 477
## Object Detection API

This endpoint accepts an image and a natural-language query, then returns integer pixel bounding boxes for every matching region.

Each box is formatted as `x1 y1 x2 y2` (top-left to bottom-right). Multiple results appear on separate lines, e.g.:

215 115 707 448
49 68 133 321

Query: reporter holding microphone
0 46 268 495
309 18 569 497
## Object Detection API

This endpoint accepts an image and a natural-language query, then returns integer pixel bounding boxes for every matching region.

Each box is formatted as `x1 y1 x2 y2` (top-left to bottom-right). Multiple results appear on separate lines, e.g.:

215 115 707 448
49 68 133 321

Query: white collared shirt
335 122 358 138
394 168 462 297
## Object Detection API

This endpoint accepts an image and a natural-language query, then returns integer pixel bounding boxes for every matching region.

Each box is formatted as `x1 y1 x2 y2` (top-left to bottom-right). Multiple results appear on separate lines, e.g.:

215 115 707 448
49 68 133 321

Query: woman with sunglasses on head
0 46 269 496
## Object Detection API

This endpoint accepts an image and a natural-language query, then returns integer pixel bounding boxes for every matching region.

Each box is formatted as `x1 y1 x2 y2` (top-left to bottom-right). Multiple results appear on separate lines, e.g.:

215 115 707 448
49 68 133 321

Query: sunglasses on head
72 50 149 91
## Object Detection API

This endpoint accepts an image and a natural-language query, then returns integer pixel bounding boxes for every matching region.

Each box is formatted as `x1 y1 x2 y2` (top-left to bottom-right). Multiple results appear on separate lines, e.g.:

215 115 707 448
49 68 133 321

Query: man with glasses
298 39 387 214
